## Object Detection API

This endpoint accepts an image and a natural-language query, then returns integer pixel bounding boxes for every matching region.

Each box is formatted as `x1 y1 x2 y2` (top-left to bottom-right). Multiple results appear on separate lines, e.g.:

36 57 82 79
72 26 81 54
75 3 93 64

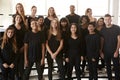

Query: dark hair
68 23 81 38
88 22 96 27
97 17 105 26
60 17 69 31
13 14 23 24
104 14 111 17
31 5 37 9
37 15 44 19
80 15 90 24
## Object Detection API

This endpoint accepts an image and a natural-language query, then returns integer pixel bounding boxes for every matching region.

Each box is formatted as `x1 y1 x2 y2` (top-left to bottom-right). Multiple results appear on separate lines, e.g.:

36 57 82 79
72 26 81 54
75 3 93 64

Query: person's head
104 14 112 26
31 6 37 15
70 5 75 14
48 19 61 40
37 16 44 25
16 3 25 15
85 8 92 16
60 17 69 31
13 14 23 24
97 17 105 26
88 22 96 33
48 7 57 18
30 19 38 31
80 15 90 25
69 23 80 36
1 27 17 53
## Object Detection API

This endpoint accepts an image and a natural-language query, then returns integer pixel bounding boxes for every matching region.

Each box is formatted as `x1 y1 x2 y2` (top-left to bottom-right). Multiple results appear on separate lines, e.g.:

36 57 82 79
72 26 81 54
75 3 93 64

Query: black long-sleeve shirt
0 40 18 65
85 34 100 59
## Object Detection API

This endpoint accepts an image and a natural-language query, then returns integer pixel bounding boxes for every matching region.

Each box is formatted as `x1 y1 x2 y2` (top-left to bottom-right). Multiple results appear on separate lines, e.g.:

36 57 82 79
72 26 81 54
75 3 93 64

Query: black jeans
47 53 65 80
87 58 98 80
104 53 120 80
23 61 44 80
1 65 15 80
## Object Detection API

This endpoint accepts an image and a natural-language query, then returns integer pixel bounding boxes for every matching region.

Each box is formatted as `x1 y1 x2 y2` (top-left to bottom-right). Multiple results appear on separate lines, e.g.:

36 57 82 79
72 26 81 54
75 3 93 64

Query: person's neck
97 25 103 31
106 24 112 28
70 13 75 15
71 33 77 39
31 14 36 18
89 31 95 34
32 29 38 33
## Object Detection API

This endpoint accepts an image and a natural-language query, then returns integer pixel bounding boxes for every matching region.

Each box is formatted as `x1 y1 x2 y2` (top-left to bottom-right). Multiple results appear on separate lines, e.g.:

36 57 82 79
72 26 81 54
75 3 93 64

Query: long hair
1 27 17 53
48 19 61 41
97 17 105 27
47 7 57 18
68 23 81 38
13 14 23 24
16 3 27 28
85 8 92 15
60 17 69 31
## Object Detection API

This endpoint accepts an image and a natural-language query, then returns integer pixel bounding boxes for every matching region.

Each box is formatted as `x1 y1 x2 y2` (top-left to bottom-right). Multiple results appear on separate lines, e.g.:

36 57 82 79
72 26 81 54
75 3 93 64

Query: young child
23 19 45 80
46 19 65 80
85 22 100 80
0 27 18 80
66 23 83 80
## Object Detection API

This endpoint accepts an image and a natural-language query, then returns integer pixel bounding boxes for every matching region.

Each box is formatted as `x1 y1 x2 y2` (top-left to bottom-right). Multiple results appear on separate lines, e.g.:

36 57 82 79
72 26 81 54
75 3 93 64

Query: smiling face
104 16 112 26
88 24 95 33
31 7 37 15
31 20 38 30
7 29 14 39
70 5 75 14
70 24 77 34
15 14 22 24
97 18 104 26
16 3 23 14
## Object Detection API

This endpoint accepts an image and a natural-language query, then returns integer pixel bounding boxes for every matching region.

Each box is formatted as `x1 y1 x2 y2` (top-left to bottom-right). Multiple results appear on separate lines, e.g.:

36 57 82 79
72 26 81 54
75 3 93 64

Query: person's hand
24 59 29 67
65 58 69 62
114 51 119 58
3 63 9 68
9 63 15 69
92 58 96 62
52 53 57 59
81 56 84 61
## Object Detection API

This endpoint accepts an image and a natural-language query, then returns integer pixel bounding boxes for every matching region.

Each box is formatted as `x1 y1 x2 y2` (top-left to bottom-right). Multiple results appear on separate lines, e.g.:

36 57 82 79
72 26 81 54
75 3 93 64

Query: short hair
70 5 75 8
37 15 44 19
104 14 111 17
31 5 37 9
88 22 96 27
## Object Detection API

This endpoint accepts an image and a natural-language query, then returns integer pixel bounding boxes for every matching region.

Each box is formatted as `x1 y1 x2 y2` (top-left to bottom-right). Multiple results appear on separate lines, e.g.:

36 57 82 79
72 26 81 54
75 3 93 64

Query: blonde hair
1 27 17 53
48 7 57 18
48 19 61 41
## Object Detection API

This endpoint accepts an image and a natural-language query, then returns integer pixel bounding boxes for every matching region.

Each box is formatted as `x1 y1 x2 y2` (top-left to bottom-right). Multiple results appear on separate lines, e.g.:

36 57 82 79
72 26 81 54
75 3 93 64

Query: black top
66 37 83 58
66 14 80 24
100 24 120 54
47 34 62 57
44 17 51 30
0 39 17 65
27 16 37 31
85 34 100 59
10 24 27 49
24 31 45 62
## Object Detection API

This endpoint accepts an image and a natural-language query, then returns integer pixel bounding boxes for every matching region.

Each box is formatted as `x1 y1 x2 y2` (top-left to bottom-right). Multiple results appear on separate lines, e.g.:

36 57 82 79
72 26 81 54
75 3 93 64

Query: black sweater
0 39 18 65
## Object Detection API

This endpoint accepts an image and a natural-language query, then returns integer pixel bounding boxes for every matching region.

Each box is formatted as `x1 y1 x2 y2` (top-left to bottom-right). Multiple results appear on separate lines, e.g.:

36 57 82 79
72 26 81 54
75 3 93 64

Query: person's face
70 6 75 14
31 7 37 15
16 4 23 13
38 18 44 25
7 29 14 38
31 21 38 30
82 17 87 24
15 15 22 23
104 17 112 26
87 9 92 16
97 19 104 26
70 25 77 34
51 20 58 29
48 8 54 16
61 21 67 27
88 24 95 32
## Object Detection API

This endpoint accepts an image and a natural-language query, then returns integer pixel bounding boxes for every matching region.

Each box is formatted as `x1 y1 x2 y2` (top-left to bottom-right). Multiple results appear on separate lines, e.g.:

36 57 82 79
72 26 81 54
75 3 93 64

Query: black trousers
47 53 65 80
23 61 44 80
1 65 15 80
87 58 98 80
67 56 81 80
15 53 24 80
104 53 120 80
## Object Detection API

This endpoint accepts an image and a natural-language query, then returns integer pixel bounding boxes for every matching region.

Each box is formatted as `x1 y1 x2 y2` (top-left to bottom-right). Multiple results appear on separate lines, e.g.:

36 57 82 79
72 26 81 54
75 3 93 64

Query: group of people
0 3 120 80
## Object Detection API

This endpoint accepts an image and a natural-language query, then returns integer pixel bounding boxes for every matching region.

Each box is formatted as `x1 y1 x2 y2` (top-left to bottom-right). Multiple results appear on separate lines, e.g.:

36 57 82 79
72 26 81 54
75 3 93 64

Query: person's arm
46 40 53 56
54 39 63 56
24 43 28 67
41 43 45 65
114 35 120 58
100 37 104 58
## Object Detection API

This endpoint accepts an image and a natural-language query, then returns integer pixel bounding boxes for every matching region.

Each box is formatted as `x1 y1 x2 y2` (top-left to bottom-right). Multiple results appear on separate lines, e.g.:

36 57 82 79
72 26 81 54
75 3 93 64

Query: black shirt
47 35 62 57
67 37 83 58
0 39 17 65
100 24 120 54
10 24 27 49
24 31 45 62
66 14 80 24
44 17 51 30
85 34 100 59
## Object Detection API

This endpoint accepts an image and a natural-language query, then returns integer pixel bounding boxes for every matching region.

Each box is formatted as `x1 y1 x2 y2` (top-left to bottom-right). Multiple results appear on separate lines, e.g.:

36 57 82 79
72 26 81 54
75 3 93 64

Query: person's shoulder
112 24 120 29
